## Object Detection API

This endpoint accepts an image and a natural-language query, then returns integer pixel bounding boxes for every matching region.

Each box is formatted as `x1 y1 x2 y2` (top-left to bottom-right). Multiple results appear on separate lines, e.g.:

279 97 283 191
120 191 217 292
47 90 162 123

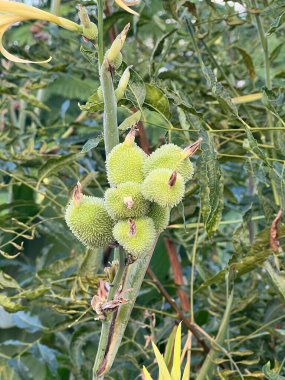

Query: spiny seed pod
143 139 202 182
113 217 156 256
65 183 114 248
105 182 149 220
105 24 129 68
106 129 146 186
142 169 185 208
148 203 170 233
105 50 123 70
115 66 131 101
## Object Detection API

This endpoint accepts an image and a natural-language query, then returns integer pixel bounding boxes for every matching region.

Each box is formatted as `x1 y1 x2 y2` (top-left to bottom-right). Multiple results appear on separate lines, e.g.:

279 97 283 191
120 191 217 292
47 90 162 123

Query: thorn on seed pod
124 128 136 146
181 137 203 159
124 196 134 209
73 181 83 205
128 219 136 236
168 171 177 187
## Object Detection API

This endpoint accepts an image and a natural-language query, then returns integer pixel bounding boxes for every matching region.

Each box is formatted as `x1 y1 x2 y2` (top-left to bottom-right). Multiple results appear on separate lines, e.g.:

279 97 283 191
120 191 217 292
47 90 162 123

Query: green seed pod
105 182 150 220
106 129 146 186
148 203 170 233
113 217 156 256
97 86 103 101
115 66 131 101
105 24 129 65
65 183 114 248
105 50 123 70
82 22 98 40
142 169 185 208
143 144 194 182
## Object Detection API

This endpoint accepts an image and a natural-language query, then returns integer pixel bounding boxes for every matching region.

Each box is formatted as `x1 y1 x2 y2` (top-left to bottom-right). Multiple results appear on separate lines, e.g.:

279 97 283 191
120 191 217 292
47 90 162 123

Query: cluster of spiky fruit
65 131 201 257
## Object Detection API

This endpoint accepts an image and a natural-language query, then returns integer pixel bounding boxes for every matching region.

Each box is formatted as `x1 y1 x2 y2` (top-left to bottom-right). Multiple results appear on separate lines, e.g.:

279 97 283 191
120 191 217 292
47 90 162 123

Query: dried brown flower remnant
270 209 282 253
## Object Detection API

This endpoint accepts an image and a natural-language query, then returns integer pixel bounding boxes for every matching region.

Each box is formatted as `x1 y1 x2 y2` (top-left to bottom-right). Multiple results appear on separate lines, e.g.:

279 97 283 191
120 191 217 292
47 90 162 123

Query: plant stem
93 239 159 378
100 59 119 155
50 0 61 16
97 0 104 66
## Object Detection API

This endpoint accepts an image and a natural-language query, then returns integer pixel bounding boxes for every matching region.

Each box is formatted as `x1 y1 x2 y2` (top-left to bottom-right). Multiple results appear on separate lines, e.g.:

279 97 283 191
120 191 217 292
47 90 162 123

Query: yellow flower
114 0 140 16
0 0 82 63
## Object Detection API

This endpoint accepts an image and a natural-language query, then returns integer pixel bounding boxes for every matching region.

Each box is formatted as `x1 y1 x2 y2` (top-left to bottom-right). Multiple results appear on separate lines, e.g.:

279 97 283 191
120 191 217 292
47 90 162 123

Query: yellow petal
0 1 82 63
143 366 154 380
0 15 51 63
0 1 81 31
171 322 181 380
114 0 139 16
151 341 172 380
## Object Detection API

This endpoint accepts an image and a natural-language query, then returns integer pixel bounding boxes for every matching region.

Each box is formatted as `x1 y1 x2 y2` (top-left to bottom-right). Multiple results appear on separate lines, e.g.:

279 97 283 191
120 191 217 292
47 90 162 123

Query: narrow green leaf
267 11 285 35
171 322 181 380
29 343 58 374
12 311 44 333
8 358 33 380
197 130 224 236
0 295 24 312
235 48 256 80
0 271 21 289
262 361 285 379
118 110 141 131
81 135 103 153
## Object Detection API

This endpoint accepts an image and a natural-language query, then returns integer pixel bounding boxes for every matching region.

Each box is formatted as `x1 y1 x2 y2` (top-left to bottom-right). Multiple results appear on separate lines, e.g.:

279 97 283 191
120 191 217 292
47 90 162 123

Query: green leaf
0 271 21 289
37 153 82 187
196 291 234 380
12 311 44 333
197 129 224 236
163 0 178 19
150 28 177 74
118 110 142 131
262 361 285 380
8 358 33 380
19 90 50 111
144 84 171 119
79 91 104 113
202 65 238 115
196 225 285 292
235 47 256 80
267 11 285 35
0 295 24 312
29 343 58 374
125 67 146 107
264 261 285 302
70 326 97 369
81 135 103 153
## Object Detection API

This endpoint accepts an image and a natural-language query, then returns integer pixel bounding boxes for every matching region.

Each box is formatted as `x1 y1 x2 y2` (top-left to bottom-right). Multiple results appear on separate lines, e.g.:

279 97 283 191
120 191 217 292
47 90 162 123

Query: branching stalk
100 59 119 156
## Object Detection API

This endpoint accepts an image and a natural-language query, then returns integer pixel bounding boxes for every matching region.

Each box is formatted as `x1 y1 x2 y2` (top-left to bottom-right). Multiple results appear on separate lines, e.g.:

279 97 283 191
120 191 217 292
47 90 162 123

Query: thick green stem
50 0 61 16
93 238 158 378
97 0 104 66
100 59 119 155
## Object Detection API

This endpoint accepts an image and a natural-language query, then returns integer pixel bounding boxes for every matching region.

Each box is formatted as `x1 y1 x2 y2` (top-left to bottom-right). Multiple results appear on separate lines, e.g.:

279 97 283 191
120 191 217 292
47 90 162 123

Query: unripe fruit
106 129 146 186
105 50 123 69
113 217 156 256
143 143 194 182
115 66 131 101
105 182 150 220
82 22 98 40
148 203 170 233
65 184 114 248
142 169 185 208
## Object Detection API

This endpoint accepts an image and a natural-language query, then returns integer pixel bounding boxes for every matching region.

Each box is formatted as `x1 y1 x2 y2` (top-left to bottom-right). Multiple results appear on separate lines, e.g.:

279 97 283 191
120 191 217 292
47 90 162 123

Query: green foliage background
1 0 285 379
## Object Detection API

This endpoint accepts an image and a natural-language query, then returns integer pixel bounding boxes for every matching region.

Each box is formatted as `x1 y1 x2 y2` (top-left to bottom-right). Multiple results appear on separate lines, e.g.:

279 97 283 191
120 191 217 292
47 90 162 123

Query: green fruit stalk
142 169 185 207
65 183 114 248
106 129 146 186
105 182 149 220
113 217 156 256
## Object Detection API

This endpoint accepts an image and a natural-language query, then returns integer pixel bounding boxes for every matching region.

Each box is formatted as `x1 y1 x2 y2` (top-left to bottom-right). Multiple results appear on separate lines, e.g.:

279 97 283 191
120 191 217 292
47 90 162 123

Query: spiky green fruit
105 182 149 220
148 203 170 233
106 130 146 186
113 217 156 256
65 185 114 248
142 169 185 208
143 143 194 182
